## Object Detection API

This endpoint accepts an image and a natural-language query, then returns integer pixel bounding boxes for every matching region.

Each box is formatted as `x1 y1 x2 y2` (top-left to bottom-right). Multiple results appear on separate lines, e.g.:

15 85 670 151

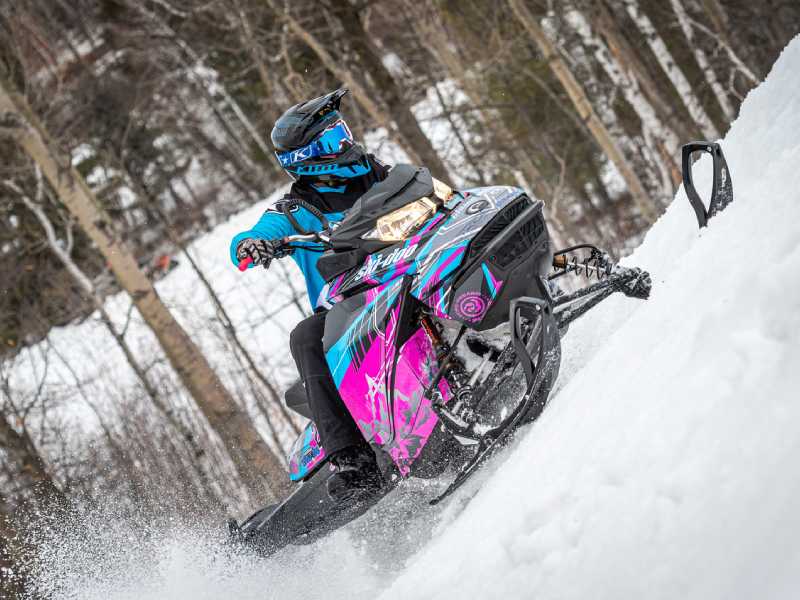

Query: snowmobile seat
284 380 313 420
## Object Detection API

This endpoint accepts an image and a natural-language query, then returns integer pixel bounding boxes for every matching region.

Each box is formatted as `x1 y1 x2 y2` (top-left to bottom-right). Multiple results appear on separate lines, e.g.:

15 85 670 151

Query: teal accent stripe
326 286 400 387
482 263 498 299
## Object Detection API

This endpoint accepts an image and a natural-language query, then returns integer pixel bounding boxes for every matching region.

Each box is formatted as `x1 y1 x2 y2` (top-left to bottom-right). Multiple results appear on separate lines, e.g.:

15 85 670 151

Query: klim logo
354 244 419 281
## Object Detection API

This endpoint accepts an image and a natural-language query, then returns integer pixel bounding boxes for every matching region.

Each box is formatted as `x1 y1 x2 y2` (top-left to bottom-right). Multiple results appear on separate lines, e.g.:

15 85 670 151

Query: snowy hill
28 34 800 600
383 35 800 600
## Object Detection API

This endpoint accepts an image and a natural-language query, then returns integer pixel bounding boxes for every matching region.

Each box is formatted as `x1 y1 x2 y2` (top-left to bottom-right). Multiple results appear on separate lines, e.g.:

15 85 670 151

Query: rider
231 88 389 501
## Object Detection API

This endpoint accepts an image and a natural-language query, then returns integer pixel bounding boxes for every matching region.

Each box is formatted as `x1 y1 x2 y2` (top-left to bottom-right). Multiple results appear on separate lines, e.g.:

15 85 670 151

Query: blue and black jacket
230 155 390 310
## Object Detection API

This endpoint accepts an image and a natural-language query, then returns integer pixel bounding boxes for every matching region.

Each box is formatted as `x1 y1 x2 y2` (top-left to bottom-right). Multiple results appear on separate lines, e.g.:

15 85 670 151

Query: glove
236 238 279 269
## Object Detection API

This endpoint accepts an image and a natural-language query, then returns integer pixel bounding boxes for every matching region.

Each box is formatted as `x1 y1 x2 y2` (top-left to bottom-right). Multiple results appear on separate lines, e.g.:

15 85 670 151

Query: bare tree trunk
12 178 217 488
151 177 301 437
698 0 759 84
0 413 66 507
266 0 451 179
325 0 451 178
229 0 281 124
508 0 658 223
402 1 571 243
398 6 488 186
0 78 290 502
622 0 720 140
565 6 680 191
670 0 735 122
0 498 24 600
592 1 693 143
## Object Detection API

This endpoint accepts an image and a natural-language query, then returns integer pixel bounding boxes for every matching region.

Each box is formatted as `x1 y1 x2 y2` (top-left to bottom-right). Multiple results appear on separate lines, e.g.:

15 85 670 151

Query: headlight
432 178 454 202
362 197 437 242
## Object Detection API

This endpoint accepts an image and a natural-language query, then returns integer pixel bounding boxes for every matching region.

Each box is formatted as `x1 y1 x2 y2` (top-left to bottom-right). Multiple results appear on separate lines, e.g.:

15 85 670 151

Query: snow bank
382 35 800 600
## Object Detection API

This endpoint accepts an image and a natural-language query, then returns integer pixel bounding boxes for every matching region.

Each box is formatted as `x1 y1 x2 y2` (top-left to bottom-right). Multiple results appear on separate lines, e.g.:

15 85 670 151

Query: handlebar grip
238 257 253 271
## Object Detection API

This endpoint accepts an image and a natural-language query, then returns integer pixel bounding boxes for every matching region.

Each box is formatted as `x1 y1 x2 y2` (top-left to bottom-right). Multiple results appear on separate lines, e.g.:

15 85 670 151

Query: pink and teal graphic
288 421 327 481
320 185 529 477
481 262 504 299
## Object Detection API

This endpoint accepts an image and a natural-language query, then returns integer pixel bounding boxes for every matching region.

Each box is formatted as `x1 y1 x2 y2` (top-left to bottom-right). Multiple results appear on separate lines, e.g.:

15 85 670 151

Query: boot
326 445 383 502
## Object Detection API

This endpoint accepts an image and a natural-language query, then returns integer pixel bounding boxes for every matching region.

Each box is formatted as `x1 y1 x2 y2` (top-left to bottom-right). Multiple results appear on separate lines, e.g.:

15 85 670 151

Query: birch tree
622 0 720 140
265 0 451 179
0 407 66 508
7 177 217 484
0 77 290 502
508 0 658 222
670 0 735 122
565 6 680 191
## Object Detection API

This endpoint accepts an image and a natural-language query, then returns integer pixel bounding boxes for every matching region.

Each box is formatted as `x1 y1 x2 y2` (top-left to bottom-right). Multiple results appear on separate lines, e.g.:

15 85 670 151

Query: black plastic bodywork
284 380 312 420
328 164 435 250
450 195 552 331
682 141 733 228
232 458 393 556
316 247 368 282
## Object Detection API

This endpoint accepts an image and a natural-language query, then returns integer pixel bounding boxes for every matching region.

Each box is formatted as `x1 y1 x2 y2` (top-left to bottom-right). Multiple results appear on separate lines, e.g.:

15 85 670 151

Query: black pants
289 311 363 455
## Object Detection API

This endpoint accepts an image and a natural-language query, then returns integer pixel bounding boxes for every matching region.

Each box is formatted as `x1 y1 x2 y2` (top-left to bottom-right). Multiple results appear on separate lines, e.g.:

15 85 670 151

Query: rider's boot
326 444 383 502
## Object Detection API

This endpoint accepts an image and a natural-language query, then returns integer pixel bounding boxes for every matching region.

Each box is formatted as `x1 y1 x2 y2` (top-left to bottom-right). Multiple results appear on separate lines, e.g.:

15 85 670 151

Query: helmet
271 88 371 192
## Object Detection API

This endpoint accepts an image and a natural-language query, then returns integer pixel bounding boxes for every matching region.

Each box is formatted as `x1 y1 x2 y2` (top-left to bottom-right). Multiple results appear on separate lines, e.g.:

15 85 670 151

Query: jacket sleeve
229 208 295 268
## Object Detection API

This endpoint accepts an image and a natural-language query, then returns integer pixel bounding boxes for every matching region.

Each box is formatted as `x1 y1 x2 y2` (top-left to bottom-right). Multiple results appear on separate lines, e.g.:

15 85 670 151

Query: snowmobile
229 141 732 556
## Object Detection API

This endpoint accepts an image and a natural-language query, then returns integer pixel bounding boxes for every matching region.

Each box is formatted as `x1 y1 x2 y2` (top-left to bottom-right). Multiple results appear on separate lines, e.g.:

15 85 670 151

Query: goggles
276 119 354 168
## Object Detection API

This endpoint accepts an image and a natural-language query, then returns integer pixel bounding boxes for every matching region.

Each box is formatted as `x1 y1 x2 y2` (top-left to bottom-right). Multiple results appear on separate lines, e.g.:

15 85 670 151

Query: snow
384 34 800 600
21 33 800 600
5 184 308 457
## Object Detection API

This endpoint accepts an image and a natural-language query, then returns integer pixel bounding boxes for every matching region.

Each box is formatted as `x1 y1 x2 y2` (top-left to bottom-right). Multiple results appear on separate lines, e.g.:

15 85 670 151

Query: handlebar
237 232 331 271
282 232 329 244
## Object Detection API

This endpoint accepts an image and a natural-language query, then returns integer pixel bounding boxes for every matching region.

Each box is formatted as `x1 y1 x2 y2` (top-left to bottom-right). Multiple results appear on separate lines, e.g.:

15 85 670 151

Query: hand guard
236 238 281 269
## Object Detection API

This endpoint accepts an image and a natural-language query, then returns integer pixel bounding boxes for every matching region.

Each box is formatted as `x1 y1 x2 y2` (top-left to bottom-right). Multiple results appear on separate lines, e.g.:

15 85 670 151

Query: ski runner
231 88 395 502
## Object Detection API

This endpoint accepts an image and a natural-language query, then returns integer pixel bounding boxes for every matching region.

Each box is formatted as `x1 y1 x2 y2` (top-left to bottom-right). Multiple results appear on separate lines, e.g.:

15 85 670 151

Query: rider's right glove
236 238 280 269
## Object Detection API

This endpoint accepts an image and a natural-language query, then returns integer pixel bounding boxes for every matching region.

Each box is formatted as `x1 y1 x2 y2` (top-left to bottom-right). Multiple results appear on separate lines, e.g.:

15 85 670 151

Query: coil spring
552 250 613 281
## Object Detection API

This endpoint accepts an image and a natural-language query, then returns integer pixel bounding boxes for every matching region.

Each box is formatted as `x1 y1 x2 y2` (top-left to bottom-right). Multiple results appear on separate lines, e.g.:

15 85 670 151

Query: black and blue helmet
271 88 371 192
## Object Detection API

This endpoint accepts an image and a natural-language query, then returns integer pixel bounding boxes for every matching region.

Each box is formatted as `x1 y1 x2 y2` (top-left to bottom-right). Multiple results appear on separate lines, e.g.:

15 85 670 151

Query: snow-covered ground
22 34 800 600
383 36 800 599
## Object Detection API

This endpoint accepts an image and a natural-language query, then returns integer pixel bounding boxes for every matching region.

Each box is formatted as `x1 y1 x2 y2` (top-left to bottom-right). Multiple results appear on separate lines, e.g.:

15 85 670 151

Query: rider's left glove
236 238 279 269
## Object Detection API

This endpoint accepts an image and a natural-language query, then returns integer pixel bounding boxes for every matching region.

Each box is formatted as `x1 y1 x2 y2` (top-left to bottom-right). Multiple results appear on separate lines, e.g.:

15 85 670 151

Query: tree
670 0 735 122
622 0 720 140
508 0 659 223
265 0 451 179
0 76 290 502
0 412 66 508
565 4 681 191
0 496 24 600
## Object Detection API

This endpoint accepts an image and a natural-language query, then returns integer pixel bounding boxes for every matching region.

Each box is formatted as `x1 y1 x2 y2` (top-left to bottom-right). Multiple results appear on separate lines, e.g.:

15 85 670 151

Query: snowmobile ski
682 141 733 228
431 297 559 505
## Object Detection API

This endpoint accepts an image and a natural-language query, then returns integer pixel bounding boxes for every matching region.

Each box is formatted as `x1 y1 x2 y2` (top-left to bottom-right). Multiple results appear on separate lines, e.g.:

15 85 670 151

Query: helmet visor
275 119 354 168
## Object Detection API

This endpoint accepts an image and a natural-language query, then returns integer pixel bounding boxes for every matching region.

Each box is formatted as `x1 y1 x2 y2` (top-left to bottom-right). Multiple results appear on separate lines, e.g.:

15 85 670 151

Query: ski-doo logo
354 244 418 281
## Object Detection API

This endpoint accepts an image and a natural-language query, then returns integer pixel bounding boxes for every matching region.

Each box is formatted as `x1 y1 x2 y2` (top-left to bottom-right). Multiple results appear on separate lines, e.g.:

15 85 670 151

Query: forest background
0 1 797 596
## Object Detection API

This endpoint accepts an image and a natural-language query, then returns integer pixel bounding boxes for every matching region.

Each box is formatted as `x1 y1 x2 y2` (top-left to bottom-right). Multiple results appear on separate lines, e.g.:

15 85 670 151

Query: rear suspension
421 318 484 438
549 246 651 331
550 244 612 281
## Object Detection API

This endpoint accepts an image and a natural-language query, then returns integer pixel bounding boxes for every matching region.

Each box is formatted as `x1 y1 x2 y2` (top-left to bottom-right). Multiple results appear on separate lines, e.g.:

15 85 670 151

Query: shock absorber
551 244 613 281
421 317 482 438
